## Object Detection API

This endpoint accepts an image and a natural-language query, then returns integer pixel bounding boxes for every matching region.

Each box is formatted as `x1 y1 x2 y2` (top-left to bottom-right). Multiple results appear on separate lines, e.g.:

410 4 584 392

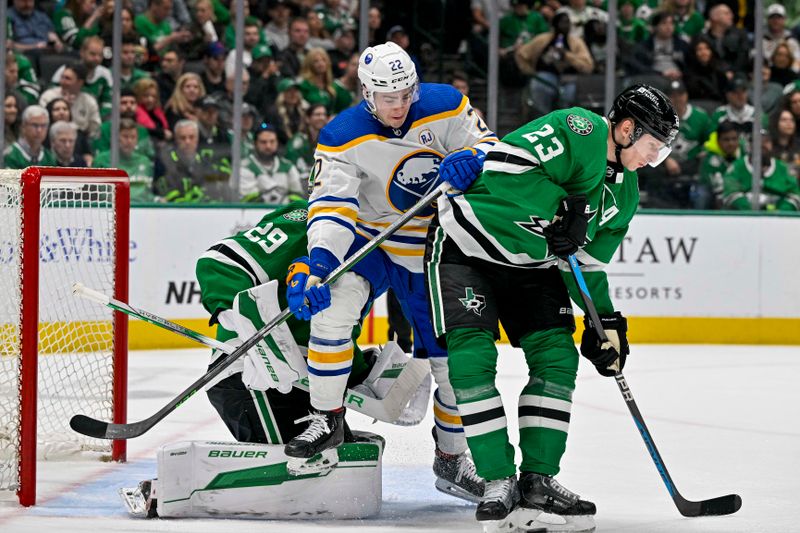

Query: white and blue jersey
305 83 495 451
307 82 498 275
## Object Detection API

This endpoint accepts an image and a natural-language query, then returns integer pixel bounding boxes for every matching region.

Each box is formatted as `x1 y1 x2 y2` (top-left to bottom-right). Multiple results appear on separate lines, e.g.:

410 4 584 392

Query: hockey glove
439 147 486 192
286 256 331 321
580 311 629 377
543 195 589 258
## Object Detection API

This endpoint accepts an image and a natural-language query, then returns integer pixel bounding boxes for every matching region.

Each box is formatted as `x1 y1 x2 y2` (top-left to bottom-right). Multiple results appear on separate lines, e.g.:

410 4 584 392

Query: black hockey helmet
609 84 679 144
608 84 679 167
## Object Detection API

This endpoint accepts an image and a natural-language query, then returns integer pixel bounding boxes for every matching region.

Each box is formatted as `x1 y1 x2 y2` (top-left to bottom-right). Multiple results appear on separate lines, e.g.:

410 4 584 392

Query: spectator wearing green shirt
722 134 800 211
49 36 113 117
617 0 649 43
5 51 39 107
500 0 548 50
120 37 151 91
298 47 351 115
52 0 110 51
135 0 192 67
4 105 56 169
92 88 155 159
697 120 740 209
286 103 328 174
94 118 155 203
315 0 356 36
240 123 305 204
663 0 705 41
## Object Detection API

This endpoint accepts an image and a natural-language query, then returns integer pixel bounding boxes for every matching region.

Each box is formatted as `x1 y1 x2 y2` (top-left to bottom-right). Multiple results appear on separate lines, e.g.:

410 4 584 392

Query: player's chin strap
611 125 634 169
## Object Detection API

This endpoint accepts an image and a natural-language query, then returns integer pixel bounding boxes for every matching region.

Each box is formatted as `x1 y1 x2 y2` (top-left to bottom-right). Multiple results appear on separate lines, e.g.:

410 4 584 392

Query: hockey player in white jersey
284 41 499 503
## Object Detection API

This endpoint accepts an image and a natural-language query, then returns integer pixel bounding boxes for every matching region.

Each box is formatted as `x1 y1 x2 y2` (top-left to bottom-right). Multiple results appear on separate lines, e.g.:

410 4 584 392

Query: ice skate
119 478 158 518
476 475 520 533
432 427 485 503
433 447 485 503
516 472 596 532
284 408 345 474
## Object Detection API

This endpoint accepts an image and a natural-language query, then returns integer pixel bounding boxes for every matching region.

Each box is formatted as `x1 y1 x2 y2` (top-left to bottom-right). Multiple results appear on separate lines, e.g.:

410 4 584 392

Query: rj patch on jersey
567 114 593 136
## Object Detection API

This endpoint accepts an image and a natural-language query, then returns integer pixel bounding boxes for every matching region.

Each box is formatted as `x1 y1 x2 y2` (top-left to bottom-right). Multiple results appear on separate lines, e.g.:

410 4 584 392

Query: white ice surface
1 344 798 532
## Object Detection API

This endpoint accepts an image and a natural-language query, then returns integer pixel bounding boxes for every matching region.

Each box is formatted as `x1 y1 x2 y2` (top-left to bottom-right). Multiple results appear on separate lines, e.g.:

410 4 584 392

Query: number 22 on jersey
522 124 564 162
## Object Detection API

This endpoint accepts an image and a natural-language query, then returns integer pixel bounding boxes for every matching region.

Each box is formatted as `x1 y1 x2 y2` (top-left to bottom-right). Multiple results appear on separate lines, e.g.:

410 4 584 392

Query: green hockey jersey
195 200 366 372
438 108 609 268
722 157 800 211
196 201 313 343
437 107 639 315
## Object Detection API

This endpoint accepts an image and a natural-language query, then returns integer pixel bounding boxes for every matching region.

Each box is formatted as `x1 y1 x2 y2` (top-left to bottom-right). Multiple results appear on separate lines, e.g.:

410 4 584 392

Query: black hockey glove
580 312 629 377
544 195 589 258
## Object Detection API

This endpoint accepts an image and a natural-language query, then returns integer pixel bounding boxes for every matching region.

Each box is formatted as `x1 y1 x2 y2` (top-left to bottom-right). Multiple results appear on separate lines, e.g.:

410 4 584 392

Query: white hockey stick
73 282 429 423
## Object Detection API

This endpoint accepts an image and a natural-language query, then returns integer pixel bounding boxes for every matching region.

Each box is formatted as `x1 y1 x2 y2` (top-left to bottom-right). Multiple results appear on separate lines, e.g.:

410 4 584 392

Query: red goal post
0 167 129 506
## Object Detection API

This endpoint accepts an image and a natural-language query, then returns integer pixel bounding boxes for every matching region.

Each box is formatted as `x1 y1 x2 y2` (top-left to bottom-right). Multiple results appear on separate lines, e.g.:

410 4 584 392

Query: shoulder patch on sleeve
412 83 466 117
318 103 382 149
565 113 595 136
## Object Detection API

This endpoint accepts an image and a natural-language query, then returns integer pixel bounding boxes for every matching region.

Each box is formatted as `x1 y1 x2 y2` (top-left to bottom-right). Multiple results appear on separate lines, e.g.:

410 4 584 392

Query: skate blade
516 507 596 532
286 448 338 476
118 486 147 517
479 510 519 533
434 478 482 504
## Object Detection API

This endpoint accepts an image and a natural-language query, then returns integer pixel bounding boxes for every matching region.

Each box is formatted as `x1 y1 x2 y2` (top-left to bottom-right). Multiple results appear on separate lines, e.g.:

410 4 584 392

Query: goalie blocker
121 432 384 519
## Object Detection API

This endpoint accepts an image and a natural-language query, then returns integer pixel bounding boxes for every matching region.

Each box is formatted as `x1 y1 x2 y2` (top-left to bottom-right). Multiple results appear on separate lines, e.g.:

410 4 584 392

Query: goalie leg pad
153 433 384 519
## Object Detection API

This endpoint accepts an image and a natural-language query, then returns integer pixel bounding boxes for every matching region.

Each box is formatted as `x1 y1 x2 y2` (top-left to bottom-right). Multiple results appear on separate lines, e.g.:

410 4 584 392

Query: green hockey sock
517 328 578 475
446 327 515 480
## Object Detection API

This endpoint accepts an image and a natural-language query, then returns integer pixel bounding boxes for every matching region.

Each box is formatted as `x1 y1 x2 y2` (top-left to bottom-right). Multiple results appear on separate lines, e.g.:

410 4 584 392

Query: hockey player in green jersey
196 201 390 444
426 84 678 532
722 133 800 211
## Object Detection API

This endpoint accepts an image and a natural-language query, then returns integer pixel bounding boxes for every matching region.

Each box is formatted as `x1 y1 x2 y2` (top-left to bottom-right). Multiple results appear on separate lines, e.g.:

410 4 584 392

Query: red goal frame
16 167 129 506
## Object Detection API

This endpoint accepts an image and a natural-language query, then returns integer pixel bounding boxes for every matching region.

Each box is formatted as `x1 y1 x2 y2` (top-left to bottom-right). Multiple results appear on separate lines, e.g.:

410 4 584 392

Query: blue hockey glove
286 256 331 321
439 147 486 192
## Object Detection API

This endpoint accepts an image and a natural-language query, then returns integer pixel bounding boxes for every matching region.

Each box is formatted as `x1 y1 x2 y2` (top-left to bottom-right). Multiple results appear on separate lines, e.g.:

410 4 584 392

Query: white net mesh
0 171 120 494
0 171 23 492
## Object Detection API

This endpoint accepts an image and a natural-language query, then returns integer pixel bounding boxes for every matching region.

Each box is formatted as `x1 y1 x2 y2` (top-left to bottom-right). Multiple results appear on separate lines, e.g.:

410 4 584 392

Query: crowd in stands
2 0 800 211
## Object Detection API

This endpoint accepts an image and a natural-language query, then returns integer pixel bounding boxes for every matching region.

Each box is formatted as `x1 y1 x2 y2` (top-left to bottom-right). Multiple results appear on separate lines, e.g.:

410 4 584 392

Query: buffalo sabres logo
364 53 373 65
387 150 443 216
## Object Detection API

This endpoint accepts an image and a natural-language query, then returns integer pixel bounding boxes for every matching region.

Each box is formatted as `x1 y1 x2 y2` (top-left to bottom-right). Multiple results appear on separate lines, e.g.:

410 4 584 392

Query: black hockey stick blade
677 493 742 517
70 413 153 440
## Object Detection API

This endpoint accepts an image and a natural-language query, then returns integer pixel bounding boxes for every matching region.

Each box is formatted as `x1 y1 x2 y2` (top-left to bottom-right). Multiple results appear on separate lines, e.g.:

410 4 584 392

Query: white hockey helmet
358 41 419 115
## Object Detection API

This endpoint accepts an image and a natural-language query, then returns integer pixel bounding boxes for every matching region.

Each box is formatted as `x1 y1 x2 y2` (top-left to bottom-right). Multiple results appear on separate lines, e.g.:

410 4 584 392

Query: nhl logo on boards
283 209 308 222
566 114 593 136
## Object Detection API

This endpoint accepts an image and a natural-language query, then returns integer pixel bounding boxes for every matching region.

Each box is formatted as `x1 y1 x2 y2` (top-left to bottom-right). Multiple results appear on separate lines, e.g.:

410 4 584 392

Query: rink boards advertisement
122 208 800 347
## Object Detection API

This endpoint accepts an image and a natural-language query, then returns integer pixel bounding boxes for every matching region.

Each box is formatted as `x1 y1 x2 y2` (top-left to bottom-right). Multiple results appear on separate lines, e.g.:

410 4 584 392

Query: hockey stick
70 181 452 440
566 254 742 517
72 282 429 423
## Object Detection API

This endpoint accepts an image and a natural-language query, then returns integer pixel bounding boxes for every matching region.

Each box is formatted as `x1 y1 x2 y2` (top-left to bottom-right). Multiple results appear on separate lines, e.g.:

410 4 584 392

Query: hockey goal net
0 167 129 506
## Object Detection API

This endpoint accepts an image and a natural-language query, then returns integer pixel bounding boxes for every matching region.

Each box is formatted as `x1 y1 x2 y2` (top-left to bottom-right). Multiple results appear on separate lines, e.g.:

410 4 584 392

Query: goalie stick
70 181 452 441
72 282 428 423
566 254 742 517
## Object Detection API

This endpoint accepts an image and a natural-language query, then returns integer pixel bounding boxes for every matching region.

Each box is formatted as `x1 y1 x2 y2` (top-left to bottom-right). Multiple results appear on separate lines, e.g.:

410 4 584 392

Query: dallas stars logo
567 114 593 136
459 287 486 316
283 209 308 222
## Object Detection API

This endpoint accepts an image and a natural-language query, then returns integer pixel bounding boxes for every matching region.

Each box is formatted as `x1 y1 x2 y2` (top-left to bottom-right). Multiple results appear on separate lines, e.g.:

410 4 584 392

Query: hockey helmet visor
627 133 673 167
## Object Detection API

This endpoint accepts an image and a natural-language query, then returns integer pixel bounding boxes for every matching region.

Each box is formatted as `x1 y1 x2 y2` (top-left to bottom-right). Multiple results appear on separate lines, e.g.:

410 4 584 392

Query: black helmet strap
611 119 635 168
